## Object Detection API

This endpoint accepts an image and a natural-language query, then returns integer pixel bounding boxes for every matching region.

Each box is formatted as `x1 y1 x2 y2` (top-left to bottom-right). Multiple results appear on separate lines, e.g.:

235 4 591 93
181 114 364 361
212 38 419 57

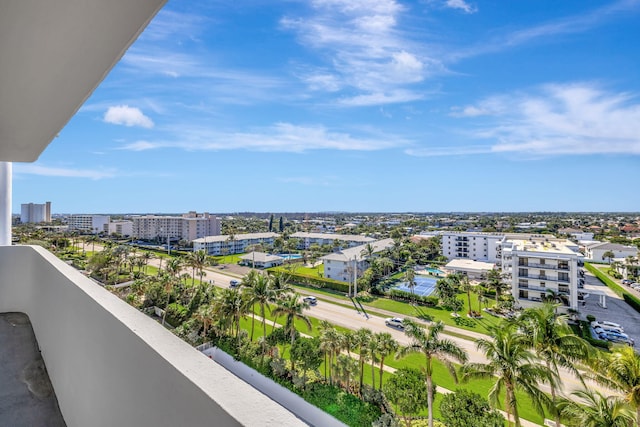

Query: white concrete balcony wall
0 245 305 427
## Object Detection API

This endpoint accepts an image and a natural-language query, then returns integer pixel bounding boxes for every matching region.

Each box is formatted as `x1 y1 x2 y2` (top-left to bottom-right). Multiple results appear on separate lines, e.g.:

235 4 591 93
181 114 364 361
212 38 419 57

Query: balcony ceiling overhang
0 0 166 162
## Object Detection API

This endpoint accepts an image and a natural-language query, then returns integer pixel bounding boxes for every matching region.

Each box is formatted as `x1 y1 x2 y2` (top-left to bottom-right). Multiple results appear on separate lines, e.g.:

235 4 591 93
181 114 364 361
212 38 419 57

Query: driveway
580 269 640 349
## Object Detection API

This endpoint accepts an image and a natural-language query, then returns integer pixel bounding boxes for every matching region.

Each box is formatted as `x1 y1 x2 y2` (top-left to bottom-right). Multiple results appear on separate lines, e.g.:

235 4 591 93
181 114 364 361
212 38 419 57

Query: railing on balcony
518 262 569 270
517 272 570 282
0 246 306 427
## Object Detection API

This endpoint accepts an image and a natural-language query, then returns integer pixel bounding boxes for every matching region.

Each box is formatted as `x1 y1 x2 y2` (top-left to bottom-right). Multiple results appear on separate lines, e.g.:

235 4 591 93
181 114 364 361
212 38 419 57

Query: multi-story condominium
20 201 51 223
68 214 111 234
106 220 133 237
193 232 279 255
321 238 394 282
440 231 553 263
290 231 375 249
584 242 638 262
501 237 583 311
132 212 221 242
1 3 303 425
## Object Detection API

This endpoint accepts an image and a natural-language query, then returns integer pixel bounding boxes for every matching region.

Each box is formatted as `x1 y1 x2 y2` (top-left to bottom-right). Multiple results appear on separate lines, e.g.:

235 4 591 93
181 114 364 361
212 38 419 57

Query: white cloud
14 164 117 180
444 0 477 14
453 83 640 156
281 0 439 105
120 122 408 153
104 105 154 128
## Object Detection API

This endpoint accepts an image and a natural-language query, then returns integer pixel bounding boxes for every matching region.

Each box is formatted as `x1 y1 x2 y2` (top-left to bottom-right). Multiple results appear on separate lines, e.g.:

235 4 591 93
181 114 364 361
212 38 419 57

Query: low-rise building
239 252 284 269
290 232 375 250
444 259 495 280
106 220 133 237
321 238 394 282
193 232 279 255
584 242 638 262
68 214 110 234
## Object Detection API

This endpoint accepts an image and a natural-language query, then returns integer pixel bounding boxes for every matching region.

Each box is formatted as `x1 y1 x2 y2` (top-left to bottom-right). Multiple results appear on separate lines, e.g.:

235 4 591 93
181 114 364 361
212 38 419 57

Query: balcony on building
0 2 307 426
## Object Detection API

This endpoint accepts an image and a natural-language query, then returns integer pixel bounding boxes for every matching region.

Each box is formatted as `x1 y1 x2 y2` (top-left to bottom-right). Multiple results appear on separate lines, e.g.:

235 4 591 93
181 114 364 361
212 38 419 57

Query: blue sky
14 0 640 213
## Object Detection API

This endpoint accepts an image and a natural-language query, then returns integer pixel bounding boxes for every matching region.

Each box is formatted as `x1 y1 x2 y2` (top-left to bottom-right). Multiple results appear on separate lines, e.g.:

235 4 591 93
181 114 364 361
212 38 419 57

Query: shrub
585 263 640 315
586 314 596 322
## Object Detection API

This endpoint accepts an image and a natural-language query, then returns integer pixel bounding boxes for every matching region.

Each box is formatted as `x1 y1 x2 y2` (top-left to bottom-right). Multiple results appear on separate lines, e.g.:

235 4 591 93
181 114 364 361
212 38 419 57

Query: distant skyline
13 0 640 213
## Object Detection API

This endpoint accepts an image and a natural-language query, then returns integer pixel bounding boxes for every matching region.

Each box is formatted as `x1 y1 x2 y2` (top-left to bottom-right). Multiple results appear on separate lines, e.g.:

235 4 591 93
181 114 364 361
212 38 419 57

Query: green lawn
270 262 325 277
212 254 243 264
357 294 502 334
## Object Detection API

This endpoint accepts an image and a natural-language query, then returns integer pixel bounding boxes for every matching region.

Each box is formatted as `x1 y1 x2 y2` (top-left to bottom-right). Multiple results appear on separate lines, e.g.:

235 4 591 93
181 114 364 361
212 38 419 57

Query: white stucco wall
0 245 306 427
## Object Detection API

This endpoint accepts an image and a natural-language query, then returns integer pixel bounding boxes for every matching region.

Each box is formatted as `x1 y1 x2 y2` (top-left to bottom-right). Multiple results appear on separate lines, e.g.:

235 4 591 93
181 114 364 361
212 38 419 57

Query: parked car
594 325 625 336
302 296 317 305
622 279 633 285
385 317 404 329
229 280 240 288
604 331 635 346
630 283 640 290
591 320 624 331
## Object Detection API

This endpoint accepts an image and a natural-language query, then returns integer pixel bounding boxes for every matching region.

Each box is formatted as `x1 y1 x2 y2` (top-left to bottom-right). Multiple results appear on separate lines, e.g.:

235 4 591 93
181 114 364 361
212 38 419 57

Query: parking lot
580 269 640 348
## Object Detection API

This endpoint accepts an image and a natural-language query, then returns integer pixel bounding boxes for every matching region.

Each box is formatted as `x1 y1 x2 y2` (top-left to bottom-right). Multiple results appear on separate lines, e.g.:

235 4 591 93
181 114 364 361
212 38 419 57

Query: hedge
268 271 350 294
584 263 640 314
388 289 439 307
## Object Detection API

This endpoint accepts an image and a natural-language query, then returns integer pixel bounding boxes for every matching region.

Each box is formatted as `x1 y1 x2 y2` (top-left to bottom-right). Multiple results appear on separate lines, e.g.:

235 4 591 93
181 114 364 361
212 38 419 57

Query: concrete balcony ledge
0 246 306 427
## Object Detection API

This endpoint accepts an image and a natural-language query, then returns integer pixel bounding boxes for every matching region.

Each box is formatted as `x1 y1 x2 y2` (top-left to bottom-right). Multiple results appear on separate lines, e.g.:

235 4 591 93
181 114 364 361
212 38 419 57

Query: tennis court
393 276 438 297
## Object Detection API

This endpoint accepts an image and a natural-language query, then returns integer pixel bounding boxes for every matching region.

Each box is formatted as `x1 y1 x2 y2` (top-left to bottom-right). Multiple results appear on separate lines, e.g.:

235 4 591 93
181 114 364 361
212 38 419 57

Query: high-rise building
20 201 51 223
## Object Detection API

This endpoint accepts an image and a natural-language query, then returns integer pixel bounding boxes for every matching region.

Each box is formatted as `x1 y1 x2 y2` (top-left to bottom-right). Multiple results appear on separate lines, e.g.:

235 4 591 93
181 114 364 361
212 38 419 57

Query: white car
385 317 404 329
302 296 317 305
591 321 623 332
593 324 624 335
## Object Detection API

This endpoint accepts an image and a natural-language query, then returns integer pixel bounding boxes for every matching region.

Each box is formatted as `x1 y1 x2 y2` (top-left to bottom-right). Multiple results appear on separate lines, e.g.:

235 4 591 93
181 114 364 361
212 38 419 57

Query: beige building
132 212 220 242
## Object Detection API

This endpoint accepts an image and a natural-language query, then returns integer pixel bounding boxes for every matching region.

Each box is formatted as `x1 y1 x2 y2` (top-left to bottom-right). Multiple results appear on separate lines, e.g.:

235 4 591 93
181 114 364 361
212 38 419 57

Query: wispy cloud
444 83 640 156
14 164 118 180
450 0 640 60
104 105 154 128
281 0 441 106
443 0 477 14
119 122 408 153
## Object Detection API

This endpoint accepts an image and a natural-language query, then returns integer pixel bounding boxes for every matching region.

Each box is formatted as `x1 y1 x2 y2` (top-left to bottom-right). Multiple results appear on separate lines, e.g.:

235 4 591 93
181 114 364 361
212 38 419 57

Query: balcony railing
517 273 570 283
517 262 569 270
0 246 305 427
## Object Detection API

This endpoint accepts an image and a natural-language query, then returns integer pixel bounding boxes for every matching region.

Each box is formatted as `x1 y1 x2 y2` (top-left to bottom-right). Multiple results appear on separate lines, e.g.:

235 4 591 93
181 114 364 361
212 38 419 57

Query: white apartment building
501 237 583 311
68 214 111 234
132 212 221 242
193 232 279 255
106 220 133 237
20 202 51 223
584 242 638 262
290 232 375 249
440 231 557 263
321 238 394 282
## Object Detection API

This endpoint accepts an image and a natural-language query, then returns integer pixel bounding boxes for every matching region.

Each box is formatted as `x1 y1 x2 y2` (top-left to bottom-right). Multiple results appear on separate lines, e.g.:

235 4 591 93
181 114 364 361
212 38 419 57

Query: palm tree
458 275 474 316
519 303 591 426
271 293 312 346
462 322 553 427
404 268 417 303
335 354 358 393
590 346 640 426
194 304 214 339
483 268 507 305
213 288 247 346
558 388 635 427
398 320 468 427
374 332 398 390
244 273 275 340
603 250 616 264
319 323 342 386
354 328 373 392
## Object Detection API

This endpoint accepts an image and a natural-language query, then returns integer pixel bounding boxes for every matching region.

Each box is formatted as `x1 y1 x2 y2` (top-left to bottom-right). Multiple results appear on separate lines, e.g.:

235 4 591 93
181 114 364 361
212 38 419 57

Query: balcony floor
0 313 65 426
